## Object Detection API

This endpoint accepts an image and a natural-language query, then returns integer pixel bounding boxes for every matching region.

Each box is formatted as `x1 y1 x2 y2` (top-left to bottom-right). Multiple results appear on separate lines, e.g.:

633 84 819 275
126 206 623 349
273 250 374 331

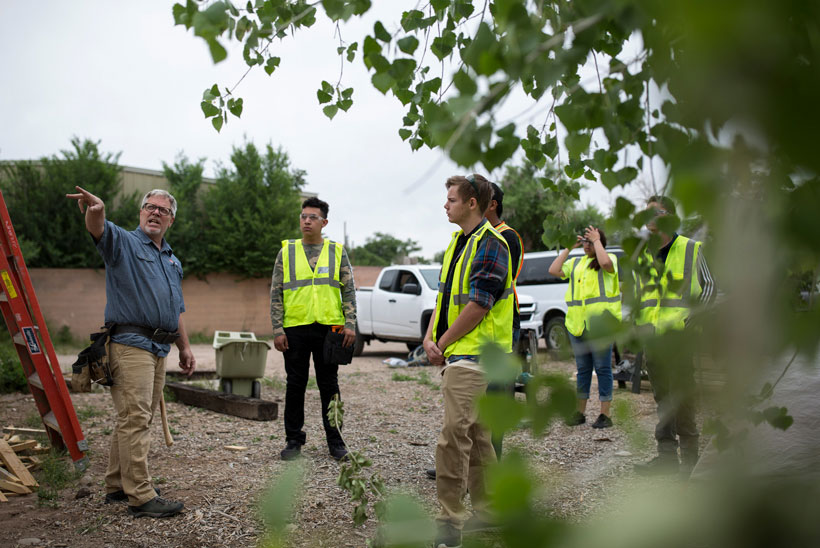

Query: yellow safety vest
494 221 524 307
562 254 622 337
432 222 514 357
636 236 702 332
281 239 345 328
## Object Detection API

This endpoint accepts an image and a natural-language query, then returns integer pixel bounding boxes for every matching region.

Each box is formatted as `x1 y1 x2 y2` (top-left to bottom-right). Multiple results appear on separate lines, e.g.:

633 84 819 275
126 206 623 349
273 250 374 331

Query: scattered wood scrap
165 382 278 421
0 430 44 502
3 426 47 436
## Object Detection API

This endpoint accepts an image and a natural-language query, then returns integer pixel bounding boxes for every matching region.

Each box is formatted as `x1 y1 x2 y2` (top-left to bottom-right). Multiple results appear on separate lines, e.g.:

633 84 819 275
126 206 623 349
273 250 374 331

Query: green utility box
213 331 271 398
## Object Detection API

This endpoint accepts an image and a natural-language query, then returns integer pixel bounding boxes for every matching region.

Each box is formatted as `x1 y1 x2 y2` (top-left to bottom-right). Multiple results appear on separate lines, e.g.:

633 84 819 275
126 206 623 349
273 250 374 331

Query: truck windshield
419 268 440 290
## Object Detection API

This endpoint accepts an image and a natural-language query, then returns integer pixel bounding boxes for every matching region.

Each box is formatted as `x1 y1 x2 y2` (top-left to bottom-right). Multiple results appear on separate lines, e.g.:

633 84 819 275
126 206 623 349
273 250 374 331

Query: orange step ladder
0 190 88 471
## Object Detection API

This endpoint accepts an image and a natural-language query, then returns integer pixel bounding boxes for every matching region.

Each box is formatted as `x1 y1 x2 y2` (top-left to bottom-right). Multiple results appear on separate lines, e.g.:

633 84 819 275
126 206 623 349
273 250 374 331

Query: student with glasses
65 187 195 518
270 197 357 462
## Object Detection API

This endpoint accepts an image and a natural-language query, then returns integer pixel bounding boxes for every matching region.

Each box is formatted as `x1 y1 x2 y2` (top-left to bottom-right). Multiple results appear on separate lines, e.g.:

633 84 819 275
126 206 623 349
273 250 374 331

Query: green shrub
0 342 27 393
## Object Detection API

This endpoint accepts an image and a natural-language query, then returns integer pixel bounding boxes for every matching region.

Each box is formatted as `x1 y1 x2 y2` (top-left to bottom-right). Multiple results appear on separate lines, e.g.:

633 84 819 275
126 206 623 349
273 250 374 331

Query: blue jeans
569 332 613 401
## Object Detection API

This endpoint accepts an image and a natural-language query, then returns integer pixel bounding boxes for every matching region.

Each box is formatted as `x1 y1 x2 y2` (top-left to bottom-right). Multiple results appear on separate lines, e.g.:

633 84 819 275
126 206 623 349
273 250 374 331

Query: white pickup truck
354 264 541 356
354 265 440 356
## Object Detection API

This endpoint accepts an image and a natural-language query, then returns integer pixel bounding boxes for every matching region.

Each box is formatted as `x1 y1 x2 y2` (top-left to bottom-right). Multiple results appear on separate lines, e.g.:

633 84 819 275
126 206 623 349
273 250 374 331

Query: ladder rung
28 371 43 390
0 292 6 301
12 333 24 345
42 411 60 433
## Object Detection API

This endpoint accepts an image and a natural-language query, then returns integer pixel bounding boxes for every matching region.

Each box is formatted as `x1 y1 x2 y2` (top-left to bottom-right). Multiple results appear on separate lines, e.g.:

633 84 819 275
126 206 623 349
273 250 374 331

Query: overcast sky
1 1 642 257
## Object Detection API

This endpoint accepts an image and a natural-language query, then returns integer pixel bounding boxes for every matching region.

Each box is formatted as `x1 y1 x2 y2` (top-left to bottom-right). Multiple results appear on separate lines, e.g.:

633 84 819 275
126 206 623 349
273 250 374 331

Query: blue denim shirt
95 221 185 357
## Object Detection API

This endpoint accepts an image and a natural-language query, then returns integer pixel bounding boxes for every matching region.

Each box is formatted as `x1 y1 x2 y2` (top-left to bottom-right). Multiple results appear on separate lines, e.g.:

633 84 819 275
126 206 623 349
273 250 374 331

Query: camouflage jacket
270 242 357 336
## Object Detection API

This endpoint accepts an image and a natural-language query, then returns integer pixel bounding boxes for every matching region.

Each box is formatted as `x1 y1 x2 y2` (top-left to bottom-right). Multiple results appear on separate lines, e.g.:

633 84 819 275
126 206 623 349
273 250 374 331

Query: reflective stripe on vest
282 239 345 328
637 236 701 332
432 222 514 357
494 222 524 309
563 254 622 337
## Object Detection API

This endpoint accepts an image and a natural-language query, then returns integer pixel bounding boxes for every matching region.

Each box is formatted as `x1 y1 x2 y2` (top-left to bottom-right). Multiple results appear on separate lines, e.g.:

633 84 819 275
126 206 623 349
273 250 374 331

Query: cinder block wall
29 266 384 340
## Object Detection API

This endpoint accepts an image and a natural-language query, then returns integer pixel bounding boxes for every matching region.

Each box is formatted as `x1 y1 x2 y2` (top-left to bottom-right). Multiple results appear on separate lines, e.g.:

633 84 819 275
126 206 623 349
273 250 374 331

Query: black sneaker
329 443 349 461
105 488 160 505
127 496 184 518
591 414 613 429
634 454 679 476
433 522 462 548
425 468 436 480
565 411 586 426
280 441 302 461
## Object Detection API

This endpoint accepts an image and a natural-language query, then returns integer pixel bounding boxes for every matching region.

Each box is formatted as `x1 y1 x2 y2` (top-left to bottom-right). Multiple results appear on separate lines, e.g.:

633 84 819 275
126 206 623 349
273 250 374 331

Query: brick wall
28 266 384 339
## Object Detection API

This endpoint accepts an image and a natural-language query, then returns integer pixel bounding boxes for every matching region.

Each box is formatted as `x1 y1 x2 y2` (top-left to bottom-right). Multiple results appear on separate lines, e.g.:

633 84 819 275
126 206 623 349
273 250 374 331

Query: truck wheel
353 327 365 357
544 316 570 352
220 378 232 395
251 380 261 399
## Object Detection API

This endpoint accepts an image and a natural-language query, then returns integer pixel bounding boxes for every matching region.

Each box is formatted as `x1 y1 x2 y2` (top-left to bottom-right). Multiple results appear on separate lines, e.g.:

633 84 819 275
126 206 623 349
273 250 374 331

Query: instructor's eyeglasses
142 203 172 216
300 213 324 222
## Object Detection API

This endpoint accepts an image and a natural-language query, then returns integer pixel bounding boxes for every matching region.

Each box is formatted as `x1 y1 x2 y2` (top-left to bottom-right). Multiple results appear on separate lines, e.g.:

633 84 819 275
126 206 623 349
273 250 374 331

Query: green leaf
397 35 419 54
346 42 358 62
373 21 391 42
200 101 220 118
614 196 636 219
321 80 334 94
317 89 333 104
601 170 618 189
398 128 412 141
264 56 280 75
400 10 424 32
554 103 587 132
323 104 339 119
478 393 526 435
452 70 477 95
227 97 243 118
565 132 591 158
259 464 304 534
371 72 394 94
337 98 353 111
212 114 224 132
206 38 228 63
762 406 793 431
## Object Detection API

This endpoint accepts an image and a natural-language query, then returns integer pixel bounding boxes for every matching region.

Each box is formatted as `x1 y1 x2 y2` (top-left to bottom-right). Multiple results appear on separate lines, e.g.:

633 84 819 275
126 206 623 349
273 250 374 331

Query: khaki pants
436 363 496 527
104 343 165 506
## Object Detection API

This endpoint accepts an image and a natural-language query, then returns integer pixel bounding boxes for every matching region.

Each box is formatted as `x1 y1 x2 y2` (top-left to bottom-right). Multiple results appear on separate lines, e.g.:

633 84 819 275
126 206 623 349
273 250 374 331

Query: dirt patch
0 341 659 547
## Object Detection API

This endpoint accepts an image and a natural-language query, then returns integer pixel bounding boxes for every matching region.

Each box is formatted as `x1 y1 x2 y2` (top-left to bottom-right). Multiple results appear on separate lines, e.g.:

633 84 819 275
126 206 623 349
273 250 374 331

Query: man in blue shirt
67 186 195 518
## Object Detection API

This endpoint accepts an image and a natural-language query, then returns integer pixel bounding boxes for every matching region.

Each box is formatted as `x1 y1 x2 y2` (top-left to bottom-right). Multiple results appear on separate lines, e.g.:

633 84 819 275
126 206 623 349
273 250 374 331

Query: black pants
283 323 343 448
645 350 699 464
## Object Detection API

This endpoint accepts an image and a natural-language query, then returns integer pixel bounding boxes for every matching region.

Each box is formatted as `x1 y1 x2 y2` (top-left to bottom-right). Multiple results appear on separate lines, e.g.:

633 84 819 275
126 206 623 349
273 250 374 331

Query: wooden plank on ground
0 480 31 495
0 440 38 487
165 382 278 421
0 466 20 482
0 490 7 502
10 440 37 453
3 426 46 435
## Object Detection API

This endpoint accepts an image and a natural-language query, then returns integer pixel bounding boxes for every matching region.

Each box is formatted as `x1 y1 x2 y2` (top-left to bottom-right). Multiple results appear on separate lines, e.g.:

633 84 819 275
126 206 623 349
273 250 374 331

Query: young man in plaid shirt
423 174 514 548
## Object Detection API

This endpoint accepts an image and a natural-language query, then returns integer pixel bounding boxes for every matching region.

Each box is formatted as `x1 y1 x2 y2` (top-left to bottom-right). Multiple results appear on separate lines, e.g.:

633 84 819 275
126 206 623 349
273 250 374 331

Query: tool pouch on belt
323 325 354 365
72 326 114 388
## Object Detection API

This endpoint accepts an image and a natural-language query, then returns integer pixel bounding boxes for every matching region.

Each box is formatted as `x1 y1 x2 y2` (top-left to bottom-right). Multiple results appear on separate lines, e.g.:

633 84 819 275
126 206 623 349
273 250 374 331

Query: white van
518 248 623 350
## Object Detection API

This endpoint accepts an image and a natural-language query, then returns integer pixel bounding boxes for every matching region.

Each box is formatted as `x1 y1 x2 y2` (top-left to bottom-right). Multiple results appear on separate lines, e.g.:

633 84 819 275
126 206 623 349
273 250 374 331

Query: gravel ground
0 341 660 547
